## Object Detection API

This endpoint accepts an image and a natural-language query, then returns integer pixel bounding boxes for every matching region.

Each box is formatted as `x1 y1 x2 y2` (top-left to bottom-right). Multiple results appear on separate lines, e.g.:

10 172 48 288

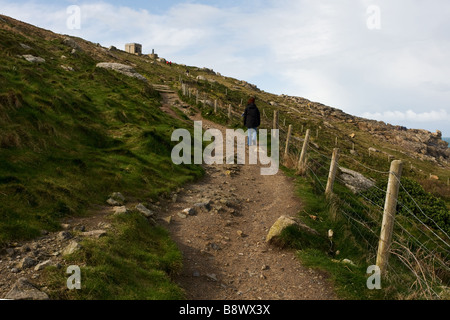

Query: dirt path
0 88 337 300
161 93 337 300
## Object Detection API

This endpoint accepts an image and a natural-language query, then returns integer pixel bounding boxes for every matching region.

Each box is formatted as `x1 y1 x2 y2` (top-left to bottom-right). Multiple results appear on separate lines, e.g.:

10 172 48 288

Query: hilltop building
125 43 142 55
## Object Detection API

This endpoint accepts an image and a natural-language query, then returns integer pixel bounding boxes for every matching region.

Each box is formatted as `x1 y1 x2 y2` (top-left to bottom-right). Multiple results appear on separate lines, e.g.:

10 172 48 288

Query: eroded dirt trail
163 111 337 300
0 89 337 300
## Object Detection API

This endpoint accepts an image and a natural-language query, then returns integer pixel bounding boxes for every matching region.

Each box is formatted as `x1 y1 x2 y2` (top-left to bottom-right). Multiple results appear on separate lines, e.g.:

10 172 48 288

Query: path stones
177 212 188 219
57 231 73 241
107 198 121 206
6 248 15 257
162 216 172 224
182 208 196 216
110 192 125 203
17 257 37 269
34 260 53 271
62 241 81 256
194 201 212 212
113 206 128 216
96 63 147 82
5 278 49 300
206 273 218 282
135 203 154 218
107 192 125 206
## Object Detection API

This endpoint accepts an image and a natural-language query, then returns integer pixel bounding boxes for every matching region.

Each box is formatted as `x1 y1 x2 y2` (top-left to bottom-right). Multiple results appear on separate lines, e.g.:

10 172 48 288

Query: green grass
43 212 185 300
279 166 418 300
0 28 204 245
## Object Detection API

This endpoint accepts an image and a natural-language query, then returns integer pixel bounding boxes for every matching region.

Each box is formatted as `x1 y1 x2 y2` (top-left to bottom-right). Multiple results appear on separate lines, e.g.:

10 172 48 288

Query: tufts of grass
43 213 185 300
0 28 204 245
280 166 408 300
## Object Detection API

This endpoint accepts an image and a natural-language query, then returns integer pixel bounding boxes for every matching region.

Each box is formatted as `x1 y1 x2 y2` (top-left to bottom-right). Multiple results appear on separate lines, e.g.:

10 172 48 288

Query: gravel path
164 114 337 300
0 89 337 300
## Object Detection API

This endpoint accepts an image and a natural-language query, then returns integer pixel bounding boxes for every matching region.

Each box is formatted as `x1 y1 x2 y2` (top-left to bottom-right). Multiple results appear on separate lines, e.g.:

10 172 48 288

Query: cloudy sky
1 0 449 136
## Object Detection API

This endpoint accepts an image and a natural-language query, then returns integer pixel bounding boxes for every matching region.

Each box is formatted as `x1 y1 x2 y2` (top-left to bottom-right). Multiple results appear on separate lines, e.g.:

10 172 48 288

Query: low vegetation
44 213 185 300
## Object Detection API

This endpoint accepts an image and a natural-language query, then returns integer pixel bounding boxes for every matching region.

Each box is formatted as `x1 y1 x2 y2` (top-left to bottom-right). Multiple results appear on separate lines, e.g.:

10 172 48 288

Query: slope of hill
0 14 448 300
0 15 206 244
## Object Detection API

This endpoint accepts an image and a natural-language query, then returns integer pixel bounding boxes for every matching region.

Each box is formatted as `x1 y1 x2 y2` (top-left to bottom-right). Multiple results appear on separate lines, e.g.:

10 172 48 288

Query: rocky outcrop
62 240 81 256
135 203 154 218
266 216 319 245
338 167 376 194
5 278 49 300
280 94 449 163
96 63 147 82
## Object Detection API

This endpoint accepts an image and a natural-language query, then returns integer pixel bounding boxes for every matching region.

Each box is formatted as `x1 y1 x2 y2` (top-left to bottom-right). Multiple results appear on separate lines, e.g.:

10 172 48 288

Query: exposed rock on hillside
96 62 147 82
5 278 49 300
266 216 319 246
63 37 82 51
338 167 376 194
279 94 449 164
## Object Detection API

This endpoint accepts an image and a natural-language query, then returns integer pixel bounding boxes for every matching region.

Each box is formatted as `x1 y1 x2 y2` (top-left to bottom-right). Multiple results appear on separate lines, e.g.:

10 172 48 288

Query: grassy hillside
0 16 205 244
0 16 207 299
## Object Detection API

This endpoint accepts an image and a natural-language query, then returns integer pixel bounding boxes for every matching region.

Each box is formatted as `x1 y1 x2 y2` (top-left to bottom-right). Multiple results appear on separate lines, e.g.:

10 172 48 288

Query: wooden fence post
284 125 293 162
325 148 340 197
376 160 404 275
228 104 232 119
214 100 217 114
297 129 311 175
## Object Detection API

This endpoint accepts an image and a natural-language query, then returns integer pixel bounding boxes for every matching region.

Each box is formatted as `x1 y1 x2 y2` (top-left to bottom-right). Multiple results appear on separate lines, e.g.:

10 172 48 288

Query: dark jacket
243 103 261 128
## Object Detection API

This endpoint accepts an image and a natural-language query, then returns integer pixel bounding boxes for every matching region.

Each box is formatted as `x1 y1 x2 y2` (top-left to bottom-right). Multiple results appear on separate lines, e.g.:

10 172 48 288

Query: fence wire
184 87 449 299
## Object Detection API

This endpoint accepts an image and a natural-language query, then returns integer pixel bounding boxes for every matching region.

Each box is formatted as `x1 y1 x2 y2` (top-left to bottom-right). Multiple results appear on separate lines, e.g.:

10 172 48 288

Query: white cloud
362 109 450 123
1 0 450 135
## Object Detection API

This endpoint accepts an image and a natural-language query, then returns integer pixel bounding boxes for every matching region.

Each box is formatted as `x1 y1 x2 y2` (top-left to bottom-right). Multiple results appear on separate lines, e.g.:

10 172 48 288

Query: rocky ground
0 207 113 299
161 114 336 300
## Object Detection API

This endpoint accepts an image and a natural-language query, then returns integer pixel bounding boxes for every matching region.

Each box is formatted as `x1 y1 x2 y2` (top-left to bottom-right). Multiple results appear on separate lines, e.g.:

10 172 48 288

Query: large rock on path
5 278 49 300
266 216 319 245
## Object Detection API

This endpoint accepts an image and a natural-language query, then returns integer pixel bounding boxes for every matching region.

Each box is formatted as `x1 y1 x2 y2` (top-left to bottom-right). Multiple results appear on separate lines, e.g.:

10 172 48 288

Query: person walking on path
243 97 261 146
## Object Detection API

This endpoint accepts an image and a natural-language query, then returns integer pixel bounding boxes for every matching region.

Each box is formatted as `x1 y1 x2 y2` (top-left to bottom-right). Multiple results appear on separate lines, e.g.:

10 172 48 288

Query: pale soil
163 112 337 300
